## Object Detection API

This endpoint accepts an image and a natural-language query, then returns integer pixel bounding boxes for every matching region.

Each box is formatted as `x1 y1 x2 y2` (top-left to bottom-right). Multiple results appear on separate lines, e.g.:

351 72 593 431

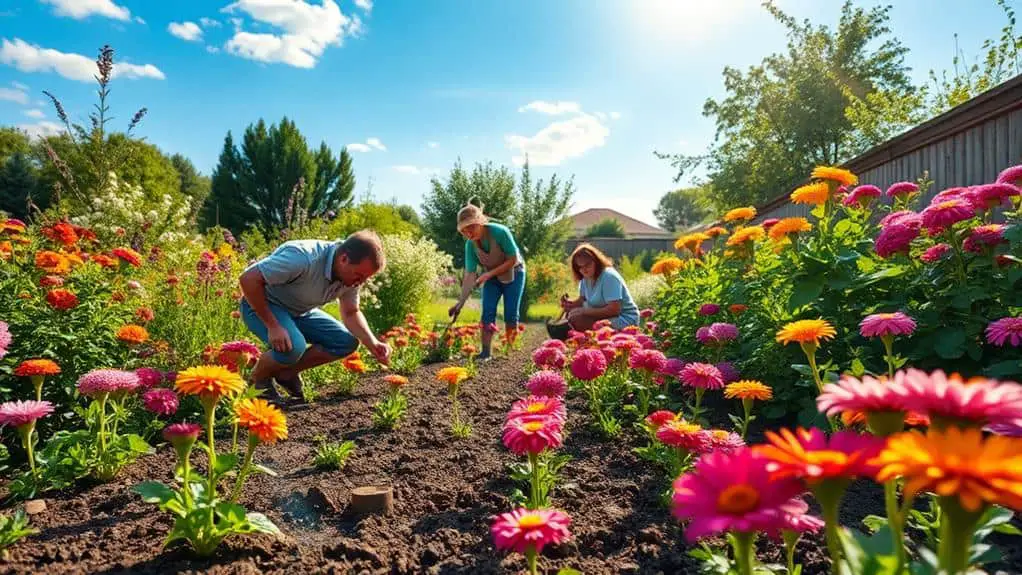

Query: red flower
41 221 78 246
39 275 64 288
45 288 79 310
112 247 143 267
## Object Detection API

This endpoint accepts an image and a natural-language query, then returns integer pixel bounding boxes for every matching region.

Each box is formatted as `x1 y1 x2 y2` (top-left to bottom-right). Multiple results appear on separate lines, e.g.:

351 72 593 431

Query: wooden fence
749 74 1022 223
563 237 676 260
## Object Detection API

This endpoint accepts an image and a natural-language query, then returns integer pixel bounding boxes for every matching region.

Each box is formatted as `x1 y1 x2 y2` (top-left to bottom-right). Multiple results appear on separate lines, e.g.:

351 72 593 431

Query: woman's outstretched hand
448 301 463 318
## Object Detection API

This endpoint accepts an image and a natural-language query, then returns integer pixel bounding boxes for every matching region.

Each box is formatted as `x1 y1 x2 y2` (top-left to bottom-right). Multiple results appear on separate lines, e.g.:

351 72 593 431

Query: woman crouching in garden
560 243 639 331
448 199 526 361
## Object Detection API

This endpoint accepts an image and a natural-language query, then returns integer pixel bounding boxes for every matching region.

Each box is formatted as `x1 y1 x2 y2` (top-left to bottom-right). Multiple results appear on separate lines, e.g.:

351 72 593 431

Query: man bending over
239 230 391 402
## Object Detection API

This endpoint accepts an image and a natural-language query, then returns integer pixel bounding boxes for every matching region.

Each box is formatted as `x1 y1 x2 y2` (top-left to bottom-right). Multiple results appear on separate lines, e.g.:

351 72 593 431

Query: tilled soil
1 330 1018 574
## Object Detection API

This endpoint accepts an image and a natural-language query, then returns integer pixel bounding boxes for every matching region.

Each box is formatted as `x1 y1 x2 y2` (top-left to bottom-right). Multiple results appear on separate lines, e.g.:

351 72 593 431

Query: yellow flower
811 166 858 187
217 243 236 260
674 232 712 253
724 380 773 401
790 182 830 206
776 319 836 346
175 365 246 401
437 366 469 386
650 257 684 276
725 226 765 247
768 217 813 242
235 398 288 444
873 427 1022 512
723 206 757 222
705 226 729 238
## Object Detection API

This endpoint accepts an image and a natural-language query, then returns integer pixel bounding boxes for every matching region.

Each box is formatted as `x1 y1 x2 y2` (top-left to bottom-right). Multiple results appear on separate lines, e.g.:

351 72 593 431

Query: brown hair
569 243 613 282
339 230 386 271
456 197 488 232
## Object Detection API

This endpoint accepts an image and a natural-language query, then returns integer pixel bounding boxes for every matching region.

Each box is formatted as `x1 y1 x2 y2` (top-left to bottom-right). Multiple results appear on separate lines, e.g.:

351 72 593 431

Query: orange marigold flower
725 225 765 247
674 232 712 253
776 319 836 346
723 206 757 222
111 247 143 267
811 166 858 187
175 365 246 401
756 427 884 485
91 254 118 268
14 359 61 377
135 307 155 322
0 241 12 259
344 358 367 373
41 222 78 246
729 304 748 315
235 398 288 444
117 324 150 345
437 366 470 386
34 250 70 274
384 374 409 388
651 257 684 276
705 226 729 238
45 288 79 311
790 182 830 206
768 217 813 242
872 427 1022 512
724 380 773 401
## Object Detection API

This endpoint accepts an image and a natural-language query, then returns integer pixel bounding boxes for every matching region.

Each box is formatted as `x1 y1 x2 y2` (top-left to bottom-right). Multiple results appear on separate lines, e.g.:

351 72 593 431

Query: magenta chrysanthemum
707 323 739 343
502 415 564 455
570 348 608 381
540 339 568 352
162 422 202 443
657 419 711 451
705 430 747 455
817 374 908 417
142 388 179 416
996 164 1022 186
695 326 712 345
886 181 919 198
986 317 1022 347
507 395 567 423
875 223 920 258
635 334 655 349
661 358 687 377
921 198 975 235
645 410 677 428
879 210 922 229
680 362 724 390
964 224 1006 253
526 370 568 397
698 303 721 316
220 340 261 357
891 368 1022 427
135 367 164 390
0 400 54 428
532 346 566 370
77 369 141 397
859 312 916 338
671 448 807 542
629 348 667 373
842 184 882 208
491 507 571 555
640 308 654 319
969 183 1020 210
715 362 740 385
920 243 952 263
0 320 10 360
931 187 969 203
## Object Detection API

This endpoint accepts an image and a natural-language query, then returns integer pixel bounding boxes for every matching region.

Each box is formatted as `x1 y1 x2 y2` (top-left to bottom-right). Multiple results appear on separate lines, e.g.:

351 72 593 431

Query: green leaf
134 481 176 505
934 328 967 359
790 364 815 377
993 523 1022 536
216 502 248 524
861 514 888 533
556 569 583 575
985 360 1022 378
788 278 824 311
212 453 239 477
245 512 281 535
850 358 866 377
126 434 152 454
252 463 278 477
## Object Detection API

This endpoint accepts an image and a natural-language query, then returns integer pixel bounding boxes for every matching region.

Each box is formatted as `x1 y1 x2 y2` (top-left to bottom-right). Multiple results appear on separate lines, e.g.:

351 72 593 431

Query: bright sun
632 0 752 44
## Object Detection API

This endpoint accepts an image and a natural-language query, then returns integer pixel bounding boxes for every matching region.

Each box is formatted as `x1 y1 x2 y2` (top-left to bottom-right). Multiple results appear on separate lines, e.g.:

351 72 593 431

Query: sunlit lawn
421 298 560 328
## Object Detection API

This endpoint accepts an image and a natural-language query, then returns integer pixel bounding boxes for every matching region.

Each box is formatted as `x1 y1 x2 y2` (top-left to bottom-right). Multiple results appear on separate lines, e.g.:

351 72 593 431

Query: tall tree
656 0 912 211
510 160 573 258
201 131 257 232
654 186 710 231
585 218 626 238
170 153 211 218
0 153 38 219
395 204 421 227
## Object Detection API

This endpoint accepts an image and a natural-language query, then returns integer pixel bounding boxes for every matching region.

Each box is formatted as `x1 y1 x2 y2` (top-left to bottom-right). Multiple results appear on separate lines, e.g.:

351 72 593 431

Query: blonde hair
456 197 488 232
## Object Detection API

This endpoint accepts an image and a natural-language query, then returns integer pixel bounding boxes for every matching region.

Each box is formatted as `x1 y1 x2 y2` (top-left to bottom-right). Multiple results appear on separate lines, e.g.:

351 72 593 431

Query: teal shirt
464 222 523 273
579 267 639 325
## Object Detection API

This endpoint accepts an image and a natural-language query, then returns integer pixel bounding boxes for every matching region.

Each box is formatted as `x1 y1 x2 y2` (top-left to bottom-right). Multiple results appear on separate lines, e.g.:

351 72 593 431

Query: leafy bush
584 218 625 238
360 234 452 333
629 274 666 309
617 253 647 281
522 252 574 320
313 440 356 470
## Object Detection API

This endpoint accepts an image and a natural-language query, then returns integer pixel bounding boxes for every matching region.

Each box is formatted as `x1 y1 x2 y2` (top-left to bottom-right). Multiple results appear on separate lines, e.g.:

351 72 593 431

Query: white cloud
366 137 386 151
355 0 373 12
0 38 165 82
427 141 439 149
23 109 44 119
168 21 203 42
222 0 359 68
40 0 131 21
392 165 420 175
347 143 371 153
206 45 221 54
610 111 622 120
506 113 609 167
11 81 27 91
594 112 607 121
200 17 222 28
134 16 145 24
18 121 64 139
0 86 28 105
518 100 582 116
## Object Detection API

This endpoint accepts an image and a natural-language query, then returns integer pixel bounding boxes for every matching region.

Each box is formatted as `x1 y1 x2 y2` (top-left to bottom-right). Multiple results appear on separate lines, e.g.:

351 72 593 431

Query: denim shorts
240 299 358 365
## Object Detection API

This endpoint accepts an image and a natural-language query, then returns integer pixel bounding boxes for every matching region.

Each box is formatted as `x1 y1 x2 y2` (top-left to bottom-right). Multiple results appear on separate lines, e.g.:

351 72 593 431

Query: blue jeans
241 299 359 365
481 266 526 327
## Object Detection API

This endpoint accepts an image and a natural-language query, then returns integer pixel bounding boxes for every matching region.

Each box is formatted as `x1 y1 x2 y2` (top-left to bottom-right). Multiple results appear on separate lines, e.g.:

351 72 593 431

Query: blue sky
0 0 1015 226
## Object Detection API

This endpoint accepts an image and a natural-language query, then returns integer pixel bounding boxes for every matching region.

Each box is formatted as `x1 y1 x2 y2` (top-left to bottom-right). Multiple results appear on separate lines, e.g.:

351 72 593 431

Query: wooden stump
350 485 393 516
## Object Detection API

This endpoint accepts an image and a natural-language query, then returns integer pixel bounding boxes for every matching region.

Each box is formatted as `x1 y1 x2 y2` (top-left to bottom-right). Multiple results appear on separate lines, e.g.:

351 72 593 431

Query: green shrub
629 274 666 310
522 252 573 320
617 253 646 281
360 234 452 333
313 440 356 470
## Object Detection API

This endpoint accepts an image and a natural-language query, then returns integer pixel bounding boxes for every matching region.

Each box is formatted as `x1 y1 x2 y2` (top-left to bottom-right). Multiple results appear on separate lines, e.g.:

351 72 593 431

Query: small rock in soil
24 499 46 515
308 485 341 513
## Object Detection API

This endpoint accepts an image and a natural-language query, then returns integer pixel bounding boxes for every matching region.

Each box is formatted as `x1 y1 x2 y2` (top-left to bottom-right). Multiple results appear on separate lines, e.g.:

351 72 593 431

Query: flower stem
805 349 838 432
740 398 753 439
32 376 43 402
938 497 983 575
731 531 755 575
20 424 38 481
528 452 541 509
884 480 906 571
815 481 847 575
97 393 109 456
782 530 799 575
526 548 539 575
204 401 218 530
230 436 257 503
881 336 896 380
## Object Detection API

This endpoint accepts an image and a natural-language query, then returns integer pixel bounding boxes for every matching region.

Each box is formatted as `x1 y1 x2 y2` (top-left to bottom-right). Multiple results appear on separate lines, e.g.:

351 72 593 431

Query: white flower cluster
629 273 667 310
361 234 453 330
72 171 193 244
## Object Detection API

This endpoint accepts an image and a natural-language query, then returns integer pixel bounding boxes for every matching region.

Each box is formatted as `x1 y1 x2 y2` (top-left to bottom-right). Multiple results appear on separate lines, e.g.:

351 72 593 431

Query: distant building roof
569 208 673 239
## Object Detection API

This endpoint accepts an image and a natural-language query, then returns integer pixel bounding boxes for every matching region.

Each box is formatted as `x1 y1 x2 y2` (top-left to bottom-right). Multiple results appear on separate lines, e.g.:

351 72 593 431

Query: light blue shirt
579 267 639 326
248 239 360 316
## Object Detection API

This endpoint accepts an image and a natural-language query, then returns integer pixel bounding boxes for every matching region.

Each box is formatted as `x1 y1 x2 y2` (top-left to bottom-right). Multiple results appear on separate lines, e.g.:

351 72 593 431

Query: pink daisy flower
629 348 667 373
162 422 202 451
532 346 566 370
931 187 969 203
879 210 922 229
707 322 739 344
570 348 608 381
502 415 564 455
886 181 919 199
762 218 780 229
920 198 975 235
817 374 908 417
640 308 654 319
645 410 677 429
892 368 1022 427
0 321 11 360
657 419 711 451
680 363 724 390
968 183 1020 210
875 223 920 258
597 343 617 364
996 164 1022 186
142 388 179 416
526 370 568 397
221 340 261 357
671 448 807 542
698 303 721 316
635 334 656 349
841 185 882 208
77 369 141 397
766 497 825 539
920 243 952 263
506 395 567 423
986 317 1022 347
695 326 713 345
756 428 885 482
135 367 164 390
540 339 567 352
963 224 1006 253
0 400 54 428
645 321 658 333
859 312 916 338
491 507 571 555
704 429 746 455
661 358 687 378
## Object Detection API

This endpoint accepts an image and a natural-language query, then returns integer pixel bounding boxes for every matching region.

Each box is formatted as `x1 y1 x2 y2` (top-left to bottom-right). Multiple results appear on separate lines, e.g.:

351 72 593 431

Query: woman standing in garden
448 199 526 361
560 243 639 331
